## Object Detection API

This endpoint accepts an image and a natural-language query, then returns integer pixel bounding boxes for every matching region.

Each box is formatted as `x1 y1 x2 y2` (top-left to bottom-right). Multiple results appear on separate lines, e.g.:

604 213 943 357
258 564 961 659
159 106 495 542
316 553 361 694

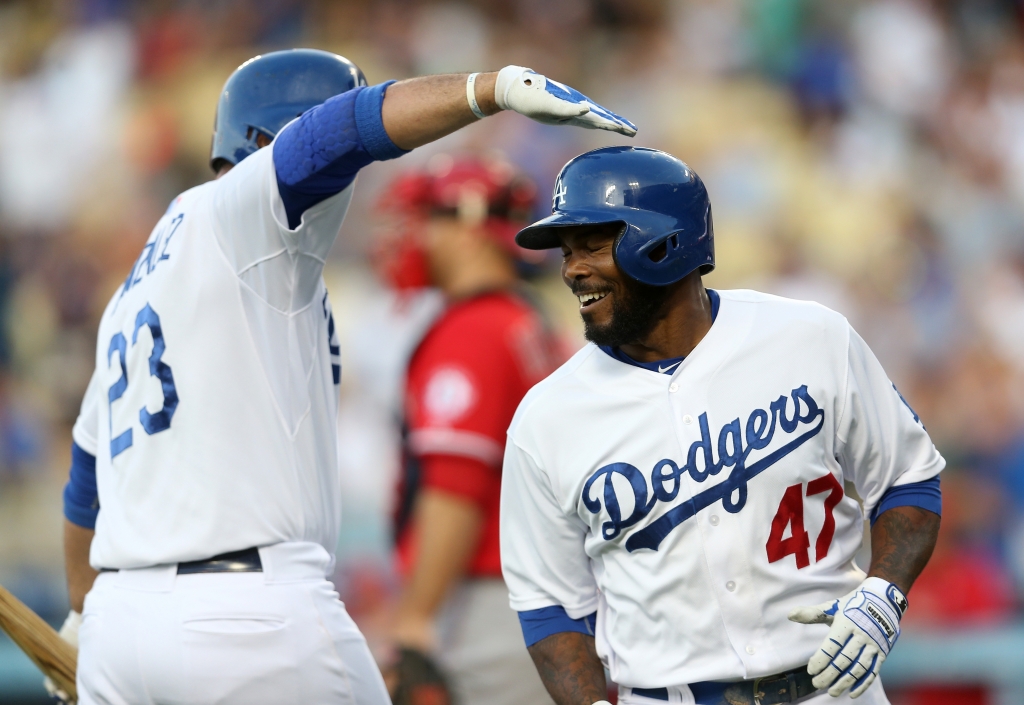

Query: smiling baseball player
499 147 943 705
56 50 635 705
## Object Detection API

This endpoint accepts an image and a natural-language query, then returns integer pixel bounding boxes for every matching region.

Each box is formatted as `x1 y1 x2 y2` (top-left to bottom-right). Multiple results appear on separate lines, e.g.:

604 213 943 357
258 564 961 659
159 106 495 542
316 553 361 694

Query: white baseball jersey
72 145 350 570
500 289 943 689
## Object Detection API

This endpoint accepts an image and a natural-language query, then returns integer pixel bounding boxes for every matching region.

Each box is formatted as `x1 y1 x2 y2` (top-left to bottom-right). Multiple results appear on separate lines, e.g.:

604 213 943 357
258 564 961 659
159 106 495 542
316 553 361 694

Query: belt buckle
751 677 765 705
750 672 799 705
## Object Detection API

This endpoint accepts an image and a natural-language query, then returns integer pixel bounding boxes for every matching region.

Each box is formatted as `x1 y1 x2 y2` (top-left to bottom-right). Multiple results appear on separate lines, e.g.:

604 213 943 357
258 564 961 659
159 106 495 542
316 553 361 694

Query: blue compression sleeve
273 81 407 229
870 476 942 525
63 442 99 529
518 606 597 647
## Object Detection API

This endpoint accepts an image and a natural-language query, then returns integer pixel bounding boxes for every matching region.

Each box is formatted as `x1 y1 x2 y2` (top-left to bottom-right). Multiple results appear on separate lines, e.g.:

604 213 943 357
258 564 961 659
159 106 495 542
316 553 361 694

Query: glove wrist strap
863 576 909 617
494 65 528 111
466 73 487 119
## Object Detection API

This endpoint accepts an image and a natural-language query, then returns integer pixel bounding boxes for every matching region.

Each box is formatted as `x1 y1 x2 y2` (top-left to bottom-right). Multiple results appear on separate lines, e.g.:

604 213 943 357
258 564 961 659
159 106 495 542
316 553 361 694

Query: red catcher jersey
397 290 561 578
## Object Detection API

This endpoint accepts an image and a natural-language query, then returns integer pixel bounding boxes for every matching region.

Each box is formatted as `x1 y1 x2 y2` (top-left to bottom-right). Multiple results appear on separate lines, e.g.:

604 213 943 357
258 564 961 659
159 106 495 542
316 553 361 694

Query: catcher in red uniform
375 155 562 705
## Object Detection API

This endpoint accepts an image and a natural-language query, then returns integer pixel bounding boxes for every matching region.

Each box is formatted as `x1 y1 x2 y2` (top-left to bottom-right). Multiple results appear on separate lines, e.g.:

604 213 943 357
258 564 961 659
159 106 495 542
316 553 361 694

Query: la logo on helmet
553 179 568 208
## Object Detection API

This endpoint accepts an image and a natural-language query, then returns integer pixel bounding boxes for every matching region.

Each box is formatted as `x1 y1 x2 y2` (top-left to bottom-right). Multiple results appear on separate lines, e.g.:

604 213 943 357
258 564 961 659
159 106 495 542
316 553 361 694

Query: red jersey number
766 472 844 568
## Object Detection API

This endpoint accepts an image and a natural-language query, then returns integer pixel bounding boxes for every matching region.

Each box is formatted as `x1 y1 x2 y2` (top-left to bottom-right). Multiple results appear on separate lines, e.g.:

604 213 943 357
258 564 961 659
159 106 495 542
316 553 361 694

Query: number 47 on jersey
766 472 844 569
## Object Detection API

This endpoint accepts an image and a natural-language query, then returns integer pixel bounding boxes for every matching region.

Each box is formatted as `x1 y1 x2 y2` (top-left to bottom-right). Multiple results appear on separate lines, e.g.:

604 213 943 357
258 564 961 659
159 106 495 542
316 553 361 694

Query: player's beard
581 276 673 347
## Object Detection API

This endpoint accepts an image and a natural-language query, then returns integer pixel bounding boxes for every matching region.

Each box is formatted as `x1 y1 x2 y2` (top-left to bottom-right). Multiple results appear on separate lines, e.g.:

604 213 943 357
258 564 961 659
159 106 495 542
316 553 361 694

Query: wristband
466 73 487 119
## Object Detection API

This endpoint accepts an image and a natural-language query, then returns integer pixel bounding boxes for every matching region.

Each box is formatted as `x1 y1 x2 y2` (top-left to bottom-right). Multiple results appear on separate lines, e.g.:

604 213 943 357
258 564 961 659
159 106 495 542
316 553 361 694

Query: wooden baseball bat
0 584 77 700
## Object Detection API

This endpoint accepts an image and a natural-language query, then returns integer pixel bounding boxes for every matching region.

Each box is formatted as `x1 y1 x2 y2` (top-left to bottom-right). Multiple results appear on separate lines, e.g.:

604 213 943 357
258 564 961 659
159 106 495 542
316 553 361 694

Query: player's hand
43 610 80 703
385 646 454 705
788 577 907 699
494 65 637 137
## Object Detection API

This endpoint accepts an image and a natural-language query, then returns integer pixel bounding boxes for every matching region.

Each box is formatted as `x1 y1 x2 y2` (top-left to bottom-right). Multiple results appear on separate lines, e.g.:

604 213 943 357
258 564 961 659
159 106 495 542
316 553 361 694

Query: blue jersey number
107 304 179 459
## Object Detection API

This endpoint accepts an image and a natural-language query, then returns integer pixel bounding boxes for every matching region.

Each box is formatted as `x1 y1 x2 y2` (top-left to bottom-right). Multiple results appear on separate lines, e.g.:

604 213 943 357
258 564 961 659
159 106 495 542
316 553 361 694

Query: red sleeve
405 307 522 469
419 454 497 508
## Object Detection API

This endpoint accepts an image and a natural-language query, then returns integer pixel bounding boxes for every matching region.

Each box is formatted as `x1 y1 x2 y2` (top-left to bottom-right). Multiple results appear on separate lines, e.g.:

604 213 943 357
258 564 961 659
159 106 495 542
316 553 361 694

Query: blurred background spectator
0 0 1022 702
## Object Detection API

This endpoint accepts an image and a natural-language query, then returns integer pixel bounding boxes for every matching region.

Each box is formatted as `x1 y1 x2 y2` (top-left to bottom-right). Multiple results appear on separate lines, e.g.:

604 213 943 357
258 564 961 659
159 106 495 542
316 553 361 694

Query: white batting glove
788 578 907 699
494 65 637 137
43 610 80 703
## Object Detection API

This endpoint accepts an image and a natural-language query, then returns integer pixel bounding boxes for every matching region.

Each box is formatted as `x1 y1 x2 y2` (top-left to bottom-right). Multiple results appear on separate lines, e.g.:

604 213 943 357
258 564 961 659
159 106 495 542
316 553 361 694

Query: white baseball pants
77 542 391 705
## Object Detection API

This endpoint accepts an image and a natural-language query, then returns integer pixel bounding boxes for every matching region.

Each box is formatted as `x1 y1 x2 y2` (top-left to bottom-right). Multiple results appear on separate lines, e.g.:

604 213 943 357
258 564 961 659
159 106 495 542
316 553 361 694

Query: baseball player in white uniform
56 50 636 705
499 147 943 705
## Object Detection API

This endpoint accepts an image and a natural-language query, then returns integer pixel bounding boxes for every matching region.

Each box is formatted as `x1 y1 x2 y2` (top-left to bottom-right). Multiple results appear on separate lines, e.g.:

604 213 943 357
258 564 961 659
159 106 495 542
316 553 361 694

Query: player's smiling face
560 225 672 347
559 225 620 317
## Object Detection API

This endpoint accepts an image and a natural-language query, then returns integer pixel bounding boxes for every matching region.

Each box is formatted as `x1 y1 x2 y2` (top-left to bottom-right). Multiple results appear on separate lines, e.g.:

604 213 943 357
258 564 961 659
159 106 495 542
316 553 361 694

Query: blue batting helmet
210 49 366 171
516 147 714 286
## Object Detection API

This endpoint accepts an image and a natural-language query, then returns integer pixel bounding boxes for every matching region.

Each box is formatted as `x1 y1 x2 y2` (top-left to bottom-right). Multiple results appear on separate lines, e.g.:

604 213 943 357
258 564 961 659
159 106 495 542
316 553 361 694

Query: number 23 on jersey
107 303 179 460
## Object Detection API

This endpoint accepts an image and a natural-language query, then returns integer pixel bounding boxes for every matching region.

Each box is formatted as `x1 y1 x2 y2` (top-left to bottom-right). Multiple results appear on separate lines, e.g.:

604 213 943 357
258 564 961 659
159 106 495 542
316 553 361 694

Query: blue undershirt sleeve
63 442 99 529
518 606 597 647
273 80 408 229
869 476 942 525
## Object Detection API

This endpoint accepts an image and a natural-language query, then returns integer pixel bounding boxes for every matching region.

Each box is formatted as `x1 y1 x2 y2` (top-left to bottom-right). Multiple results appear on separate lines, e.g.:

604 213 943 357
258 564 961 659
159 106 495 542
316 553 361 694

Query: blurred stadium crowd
1 0 1023 701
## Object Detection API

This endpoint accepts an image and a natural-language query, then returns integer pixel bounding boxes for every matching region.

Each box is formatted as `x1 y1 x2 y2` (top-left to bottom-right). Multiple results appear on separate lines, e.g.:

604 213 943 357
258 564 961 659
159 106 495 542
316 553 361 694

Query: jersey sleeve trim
870 476 942 524
354 81 407 161
509 593 601 618
518 606 597 647
63 442 99 529
408 428 504 467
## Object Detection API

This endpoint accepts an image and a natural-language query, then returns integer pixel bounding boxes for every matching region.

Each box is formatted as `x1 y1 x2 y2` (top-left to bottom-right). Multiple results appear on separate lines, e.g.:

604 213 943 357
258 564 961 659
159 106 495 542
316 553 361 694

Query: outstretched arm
868 505 940 593
272 66 634 228
383 67 636 149
528 631 607 705
381 73 498 150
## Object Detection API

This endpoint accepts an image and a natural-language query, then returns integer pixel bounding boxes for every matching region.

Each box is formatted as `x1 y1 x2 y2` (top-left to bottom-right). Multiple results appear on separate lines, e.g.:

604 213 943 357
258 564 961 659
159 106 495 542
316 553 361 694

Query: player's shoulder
718 288 851 331
165 182 210 214
508 344 601 437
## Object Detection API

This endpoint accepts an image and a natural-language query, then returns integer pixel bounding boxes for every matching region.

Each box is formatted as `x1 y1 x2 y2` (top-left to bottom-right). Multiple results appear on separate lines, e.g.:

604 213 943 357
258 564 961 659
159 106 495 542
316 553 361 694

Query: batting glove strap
493 65 637 137
788 577 906 699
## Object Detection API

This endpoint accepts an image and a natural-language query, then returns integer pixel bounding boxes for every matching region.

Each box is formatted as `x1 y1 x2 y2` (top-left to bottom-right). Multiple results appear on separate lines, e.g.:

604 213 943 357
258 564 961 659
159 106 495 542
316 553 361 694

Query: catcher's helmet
516 146 714 286
210 49 366 172
373 154 540 290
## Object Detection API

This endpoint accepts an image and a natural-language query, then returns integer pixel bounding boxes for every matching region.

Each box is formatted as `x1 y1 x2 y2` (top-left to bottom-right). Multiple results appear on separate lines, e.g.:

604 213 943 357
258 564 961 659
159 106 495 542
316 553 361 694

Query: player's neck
618 276 713 363
434 247 519 302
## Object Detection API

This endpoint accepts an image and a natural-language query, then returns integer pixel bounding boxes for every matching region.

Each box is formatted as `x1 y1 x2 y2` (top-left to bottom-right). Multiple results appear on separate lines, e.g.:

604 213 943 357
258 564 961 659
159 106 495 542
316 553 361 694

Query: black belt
177 547 262 574
632 666 817 705
100 547 263 574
